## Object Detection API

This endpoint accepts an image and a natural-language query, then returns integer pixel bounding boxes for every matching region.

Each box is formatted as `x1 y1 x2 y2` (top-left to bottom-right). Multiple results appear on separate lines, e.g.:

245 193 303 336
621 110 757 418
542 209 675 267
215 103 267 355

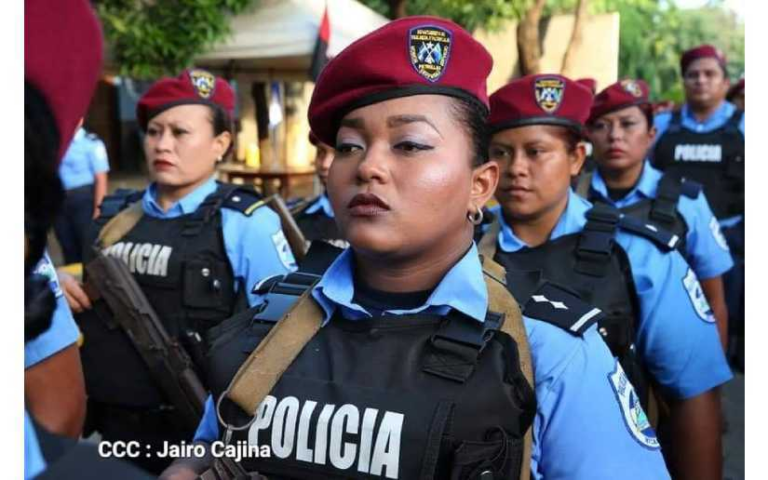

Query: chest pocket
183 255 237 314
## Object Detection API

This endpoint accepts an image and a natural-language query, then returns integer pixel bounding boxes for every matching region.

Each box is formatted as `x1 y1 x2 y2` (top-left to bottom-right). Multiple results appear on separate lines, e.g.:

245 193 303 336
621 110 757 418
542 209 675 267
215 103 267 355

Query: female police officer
581 78 733 349
58 69 297 474
482 73 732 479
161 16 668 480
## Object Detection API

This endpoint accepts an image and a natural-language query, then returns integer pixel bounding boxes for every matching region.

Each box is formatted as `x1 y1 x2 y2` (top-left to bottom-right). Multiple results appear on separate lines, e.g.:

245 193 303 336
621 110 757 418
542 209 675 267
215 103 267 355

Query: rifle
83 249 206 430
262 194 309 263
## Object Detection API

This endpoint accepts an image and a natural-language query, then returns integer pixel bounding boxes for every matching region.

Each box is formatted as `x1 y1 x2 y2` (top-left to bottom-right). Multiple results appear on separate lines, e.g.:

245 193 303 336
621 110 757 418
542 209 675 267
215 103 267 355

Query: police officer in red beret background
652 44 745 369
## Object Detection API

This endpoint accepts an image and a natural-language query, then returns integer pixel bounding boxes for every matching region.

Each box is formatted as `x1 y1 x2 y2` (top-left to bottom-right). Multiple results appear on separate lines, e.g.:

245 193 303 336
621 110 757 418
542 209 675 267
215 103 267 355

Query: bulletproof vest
652 109 744 219
294 197 345 246
588 172 699 260
77 183 257 408
490 204 680 409
202 266 596 479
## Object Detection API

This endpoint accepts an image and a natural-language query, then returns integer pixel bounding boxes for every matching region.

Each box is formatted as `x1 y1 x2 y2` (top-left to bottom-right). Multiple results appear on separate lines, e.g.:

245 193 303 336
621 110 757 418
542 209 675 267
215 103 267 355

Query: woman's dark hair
25 81 64 276
549 125 582 154
209 105 234 159
449 97 490 167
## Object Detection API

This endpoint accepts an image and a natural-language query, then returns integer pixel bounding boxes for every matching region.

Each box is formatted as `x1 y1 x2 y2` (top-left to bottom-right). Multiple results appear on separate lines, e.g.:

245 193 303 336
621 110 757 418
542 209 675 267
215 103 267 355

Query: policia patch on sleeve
522 282 604 336
609 361 660 450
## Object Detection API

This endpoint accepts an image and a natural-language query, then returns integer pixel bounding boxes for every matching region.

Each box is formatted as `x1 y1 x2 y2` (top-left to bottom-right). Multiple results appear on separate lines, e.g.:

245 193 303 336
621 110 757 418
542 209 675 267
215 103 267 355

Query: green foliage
358 0 519 32
95 0 258 79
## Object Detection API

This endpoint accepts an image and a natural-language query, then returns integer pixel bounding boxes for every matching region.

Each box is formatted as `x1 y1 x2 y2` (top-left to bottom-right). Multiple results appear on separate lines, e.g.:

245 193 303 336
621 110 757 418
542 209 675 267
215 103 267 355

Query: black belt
66 184 94 195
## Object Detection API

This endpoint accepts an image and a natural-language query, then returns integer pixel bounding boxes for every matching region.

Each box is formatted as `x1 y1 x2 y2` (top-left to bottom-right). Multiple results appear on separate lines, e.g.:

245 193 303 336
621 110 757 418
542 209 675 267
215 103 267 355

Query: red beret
588 78 650 124
308 16 493 146
577 78 597 95
309 131 319 146
488 74 593 134
137 69 235 130
25 0 103 163
681 44 727 74
727 78 744 101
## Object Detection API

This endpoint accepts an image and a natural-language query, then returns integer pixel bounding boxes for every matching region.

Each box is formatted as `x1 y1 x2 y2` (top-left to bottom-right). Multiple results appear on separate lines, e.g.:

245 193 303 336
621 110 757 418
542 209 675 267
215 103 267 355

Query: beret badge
408 25 452 82
188 69 216 99
534 77 565 114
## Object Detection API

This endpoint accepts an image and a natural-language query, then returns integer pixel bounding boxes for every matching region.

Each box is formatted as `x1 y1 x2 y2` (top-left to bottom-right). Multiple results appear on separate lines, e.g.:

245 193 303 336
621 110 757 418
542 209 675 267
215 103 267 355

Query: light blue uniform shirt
194 245 670 479
58 128 110 190
25 252 80 369
589 161 734 280
654 101 744 138
304 193 335 218
141 176 297 306
24 410 46 479
494 190 733 399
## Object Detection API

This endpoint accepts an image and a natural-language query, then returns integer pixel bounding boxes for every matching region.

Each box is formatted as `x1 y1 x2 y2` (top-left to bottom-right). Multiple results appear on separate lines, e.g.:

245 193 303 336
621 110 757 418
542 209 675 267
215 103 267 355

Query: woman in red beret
162 17 668 480
582 78 733 354
57 69 298 474
482 74 731 480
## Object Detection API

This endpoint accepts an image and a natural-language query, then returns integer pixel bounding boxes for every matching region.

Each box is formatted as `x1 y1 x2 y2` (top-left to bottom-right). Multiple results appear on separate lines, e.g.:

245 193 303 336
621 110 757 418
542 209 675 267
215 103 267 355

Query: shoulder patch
680 179 702 199
222 187 265 217
682 268 715 323
33 255 63 298
523 282 604 336
618 215 680 251
271 230 297 270
608 361 660 450
709 217 730 252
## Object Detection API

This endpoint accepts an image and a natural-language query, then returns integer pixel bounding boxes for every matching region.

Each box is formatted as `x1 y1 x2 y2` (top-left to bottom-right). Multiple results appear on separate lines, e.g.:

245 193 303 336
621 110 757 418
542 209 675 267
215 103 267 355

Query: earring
468 206 484 225
216 156 223 163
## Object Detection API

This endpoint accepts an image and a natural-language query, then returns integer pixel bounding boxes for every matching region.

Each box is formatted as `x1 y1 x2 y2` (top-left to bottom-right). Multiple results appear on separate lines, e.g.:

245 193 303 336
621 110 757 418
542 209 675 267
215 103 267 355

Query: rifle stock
84 250 206 430
263 194 308 263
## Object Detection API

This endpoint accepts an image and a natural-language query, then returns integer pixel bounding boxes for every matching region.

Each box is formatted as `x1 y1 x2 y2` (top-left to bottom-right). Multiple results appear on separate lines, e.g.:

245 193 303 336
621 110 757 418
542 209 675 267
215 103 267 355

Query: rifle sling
96 200 144 249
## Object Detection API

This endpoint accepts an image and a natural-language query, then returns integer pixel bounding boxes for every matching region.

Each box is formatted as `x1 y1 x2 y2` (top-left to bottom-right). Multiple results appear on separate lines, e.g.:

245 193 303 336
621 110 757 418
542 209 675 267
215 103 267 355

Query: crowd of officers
25 2 744 479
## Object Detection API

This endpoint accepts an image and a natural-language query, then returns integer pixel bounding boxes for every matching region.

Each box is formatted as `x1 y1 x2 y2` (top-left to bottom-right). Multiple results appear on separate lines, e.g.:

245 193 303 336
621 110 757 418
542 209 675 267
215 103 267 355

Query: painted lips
348 193 390 217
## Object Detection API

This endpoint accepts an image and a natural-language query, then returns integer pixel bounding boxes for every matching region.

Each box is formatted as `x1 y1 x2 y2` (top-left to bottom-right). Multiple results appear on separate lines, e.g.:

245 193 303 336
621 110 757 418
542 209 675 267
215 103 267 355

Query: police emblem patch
709 217 730 252
188 69 216 99
409 25 452 82
683 268 715 322
33 254 63 298
621 79 643 98
272 231 298 271
608 361 660 450
534 77 565 114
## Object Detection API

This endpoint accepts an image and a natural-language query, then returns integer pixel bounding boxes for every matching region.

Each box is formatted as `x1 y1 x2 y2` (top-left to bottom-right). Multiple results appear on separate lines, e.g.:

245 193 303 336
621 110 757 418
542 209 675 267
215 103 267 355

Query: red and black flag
309 5 330 81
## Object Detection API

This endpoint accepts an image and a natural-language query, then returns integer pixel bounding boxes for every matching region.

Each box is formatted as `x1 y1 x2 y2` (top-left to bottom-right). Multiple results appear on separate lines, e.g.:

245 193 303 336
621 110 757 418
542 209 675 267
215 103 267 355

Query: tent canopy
196 0 388 75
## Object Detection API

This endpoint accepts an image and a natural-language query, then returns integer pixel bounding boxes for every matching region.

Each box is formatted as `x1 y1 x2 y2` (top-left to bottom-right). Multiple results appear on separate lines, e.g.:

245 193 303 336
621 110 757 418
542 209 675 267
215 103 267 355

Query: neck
155 177 211 212
354 233 472 293
507 194 569 248
688 100 723 123
599 160 644 190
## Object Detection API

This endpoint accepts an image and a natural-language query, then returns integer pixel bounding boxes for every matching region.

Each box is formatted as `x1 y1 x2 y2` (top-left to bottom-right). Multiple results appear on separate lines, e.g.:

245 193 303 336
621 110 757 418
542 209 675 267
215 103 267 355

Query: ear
469 161 499 213
212 131 232 160
648 124 657 144
568 142 587 176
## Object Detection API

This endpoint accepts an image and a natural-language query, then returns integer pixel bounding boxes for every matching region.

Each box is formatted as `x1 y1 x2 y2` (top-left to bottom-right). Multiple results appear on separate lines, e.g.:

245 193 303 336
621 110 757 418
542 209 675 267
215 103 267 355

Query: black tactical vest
652 109 744 219
588 172 700 260
77 183 258 409
294 197 346 248
203 272 553 480
491 204 680 408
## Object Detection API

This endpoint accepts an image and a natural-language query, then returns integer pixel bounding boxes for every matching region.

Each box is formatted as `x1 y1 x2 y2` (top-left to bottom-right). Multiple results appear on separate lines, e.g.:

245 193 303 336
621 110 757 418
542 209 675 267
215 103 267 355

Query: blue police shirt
24 410 46 479
194 244 670 479
590 161 734 280
141 176 297 306
58 128 110 191
494 190 733 399
654 101 744 138
25 252 81 369
303 193 335 218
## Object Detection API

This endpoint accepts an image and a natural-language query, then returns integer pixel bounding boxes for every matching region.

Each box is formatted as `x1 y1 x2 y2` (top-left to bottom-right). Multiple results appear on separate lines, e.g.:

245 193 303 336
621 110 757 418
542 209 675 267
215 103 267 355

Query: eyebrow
387 115 443 138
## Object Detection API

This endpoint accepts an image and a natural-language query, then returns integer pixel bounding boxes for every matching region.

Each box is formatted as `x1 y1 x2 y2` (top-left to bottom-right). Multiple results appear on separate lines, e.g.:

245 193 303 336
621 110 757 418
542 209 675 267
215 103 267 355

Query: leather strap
96 201 144 249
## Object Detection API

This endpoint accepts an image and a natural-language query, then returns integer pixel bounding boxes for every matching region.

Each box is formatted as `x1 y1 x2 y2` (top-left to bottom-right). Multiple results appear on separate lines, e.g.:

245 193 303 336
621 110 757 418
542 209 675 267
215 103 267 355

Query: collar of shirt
590 160 663 208
142 175 218 219
497 189 591 252
304 193 335 218
73 127 86 142
310 243 489 325
681 101 735 133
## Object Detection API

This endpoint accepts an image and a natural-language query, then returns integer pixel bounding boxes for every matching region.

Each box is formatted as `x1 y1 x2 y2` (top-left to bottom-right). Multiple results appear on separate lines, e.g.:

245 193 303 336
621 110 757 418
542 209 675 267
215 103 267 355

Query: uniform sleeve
24 253 80 369
616 234 733 399
221 206 298 307
526 319 670 480
88 138 110 174
678 192 734 279
193 395 220 443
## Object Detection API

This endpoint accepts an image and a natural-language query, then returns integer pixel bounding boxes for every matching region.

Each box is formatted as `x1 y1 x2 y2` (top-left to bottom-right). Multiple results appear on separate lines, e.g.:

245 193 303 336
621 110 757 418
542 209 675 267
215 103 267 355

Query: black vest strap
522 282 605 336
618 215 680 252
725 109 745 133
668 110 683 134
251 272 322 322
679 179 702 199
422 310 503 384
575 203 620 277
181 183 239 237
651 173 683 225
96 189 144 226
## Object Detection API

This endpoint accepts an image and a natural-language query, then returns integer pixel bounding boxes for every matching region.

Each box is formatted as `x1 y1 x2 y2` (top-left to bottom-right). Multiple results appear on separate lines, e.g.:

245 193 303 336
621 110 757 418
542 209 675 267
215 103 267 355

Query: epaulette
680 179 703 199
97 189 143 222
523 282 605 336
221 186 265 217
618 215 680 252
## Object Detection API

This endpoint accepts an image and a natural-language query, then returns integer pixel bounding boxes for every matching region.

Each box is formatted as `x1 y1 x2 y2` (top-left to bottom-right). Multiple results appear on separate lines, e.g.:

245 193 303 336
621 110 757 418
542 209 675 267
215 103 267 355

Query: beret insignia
534 77 565 114
409 25 452 82
188 69 216 99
